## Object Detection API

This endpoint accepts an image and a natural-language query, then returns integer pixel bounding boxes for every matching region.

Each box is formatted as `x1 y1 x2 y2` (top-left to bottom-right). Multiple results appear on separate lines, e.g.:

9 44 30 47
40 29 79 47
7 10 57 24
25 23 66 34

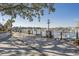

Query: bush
46 31 53 38
74 39 79 46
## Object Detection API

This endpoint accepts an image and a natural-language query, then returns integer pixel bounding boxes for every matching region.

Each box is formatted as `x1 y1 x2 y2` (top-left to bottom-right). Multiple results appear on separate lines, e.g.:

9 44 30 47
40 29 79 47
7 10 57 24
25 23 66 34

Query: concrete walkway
0 32 11 41
0 36 79 56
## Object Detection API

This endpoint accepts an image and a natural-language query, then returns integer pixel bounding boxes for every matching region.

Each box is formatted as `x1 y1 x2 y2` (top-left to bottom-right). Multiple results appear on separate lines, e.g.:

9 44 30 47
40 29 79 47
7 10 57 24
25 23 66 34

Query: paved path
0 36 79 56
0 32 11 41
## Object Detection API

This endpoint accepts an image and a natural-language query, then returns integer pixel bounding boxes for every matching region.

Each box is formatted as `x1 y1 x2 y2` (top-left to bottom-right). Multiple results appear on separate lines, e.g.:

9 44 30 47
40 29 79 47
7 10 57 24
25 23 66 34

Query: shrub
74 39 79 46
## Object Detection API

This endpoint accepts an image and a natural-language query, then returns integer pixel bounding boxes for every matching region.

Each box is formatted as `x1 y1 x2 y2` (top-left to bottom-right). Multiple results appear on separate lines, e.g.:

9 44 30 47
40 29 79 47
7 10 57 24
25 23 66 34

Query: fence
12 28 79 40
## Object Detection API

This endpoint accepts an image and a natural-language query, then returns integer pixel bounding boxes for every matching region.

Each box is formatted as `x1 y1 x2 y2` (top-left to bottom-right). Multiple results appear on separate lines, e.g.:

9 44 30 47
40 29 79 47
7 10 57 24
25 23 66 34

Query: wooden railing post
60 32 63 40
76 30 78 39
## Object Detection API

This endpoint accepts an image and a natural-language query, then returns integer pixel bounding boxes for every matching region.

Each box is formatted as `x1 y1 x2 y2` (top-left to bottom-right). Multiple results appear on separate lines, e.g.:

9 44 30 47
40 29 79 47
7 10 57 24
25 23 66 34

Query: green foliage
4 18 15 31
28 30 31 34
0 3 55 22
74 39 79 46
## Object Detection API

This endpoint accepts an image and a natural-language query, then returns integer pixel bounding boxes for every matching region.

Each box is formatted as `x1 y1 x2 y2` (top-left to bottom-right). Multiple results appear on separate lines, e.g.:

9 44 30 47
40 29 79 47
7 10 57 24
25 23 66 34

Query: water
41 31 77 39
53 32 76 39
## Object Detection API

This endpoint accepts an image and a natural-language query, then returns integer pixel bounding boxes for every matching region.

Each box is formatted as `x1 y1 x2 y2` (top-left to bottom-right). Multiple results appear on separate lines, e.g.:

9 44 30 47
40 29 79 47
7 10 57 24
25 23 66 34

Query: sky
0 3 79 28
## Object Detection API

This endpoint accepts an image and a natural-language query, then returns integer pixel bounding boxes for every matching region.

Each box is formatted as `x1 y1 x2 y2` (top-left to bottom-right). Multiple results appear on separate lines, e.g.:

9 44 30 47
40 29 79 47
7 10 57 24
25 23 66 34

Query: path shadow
0 47 47 56
0 33 11 42
0 37 78 56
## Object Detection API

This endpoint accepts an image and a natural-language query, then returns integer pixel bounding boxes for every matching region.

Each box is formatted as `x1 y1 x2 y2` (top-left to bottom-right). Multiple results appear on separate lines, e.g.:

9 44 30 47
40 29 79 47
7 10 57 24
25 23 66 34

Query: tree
4 18 15 32
0 23 4 31
0 3 55 21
